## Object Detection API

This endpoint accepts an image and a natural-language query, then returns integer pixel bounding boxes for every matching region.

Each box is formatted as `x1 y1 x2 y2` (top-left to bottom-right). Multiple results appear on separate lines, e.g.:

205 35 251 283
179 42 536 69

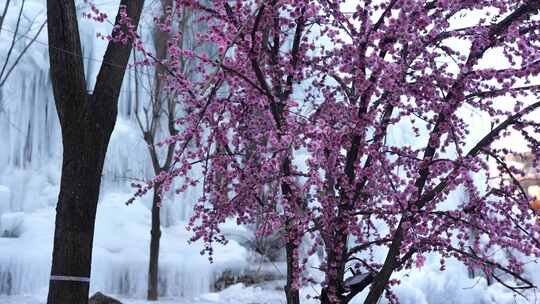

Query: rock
88 292 122 304
214 270 280 291
343 272 372 289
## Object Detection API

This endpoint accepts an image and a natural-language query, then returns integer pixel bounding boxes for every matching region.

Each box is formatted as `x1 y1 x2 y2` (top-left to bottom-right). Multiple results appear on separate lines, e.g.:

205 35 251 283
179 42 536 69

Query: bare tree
0 0 46 105
132 1 200 300
0 0 11 30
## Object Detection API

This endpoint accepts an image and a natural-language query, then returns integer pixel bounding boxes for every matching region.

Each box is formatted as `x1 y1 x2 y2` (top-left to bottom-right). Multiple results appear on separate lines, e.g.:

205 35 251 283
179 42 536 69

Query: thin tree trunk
280 155 300 304
147 182 162 300
285 235 300 304
320 230 347 304
362 224 404 304
144 1 173 299
0 0 11 32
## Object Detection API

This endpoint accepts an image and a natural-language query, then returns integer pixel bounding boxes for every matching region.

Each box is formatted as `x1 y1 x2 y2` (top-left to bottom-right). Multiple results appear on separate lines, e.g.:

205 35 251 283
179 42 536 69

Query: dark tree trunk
46 1 144 303
320 230 347 304
47 108 113 303
280 157 300 304
147 183 162 300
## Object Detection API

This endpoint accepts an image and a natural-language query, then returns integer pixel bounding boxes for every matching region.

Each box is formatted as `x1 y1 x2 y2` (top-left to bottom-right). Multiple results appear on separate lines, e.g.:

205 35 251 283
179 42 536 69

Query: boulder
88 292 122 304
214 269 281 291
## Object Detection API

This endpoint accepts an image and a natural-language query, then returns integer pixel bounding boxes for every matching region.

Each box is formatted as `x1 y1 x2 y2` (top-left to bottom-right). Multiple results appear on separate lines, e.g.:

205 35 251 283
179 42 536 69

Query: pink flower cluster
106 0 540 302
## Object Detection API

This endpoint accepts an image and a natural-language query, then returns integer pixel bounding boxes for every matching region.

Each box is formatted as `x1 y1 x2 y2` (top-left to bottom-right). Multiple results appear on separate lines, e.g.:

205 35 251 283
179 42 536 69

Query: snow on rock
89 292 122 304
0 212 25 238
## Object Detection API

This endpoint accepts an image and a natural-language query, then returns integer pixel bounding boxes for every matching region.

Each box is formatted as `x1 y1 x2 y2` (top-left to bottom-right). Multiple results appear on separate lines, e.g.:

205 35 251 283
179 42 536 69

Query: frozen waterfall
0 0 248 299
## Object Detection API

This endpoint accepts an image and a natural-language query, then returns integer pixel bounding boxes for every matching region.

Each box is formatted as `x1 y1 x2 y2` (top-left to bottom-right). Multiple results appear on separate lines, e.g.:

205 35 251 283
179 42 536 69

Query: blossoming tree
126 0 540 303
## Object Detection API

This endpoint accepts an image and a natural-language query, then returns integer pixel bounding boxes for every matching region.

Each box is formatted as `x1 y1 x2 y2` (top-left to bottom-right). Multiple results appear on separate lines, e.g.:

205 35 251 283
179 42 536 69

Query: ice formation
0 1 539 304
0 0 248 300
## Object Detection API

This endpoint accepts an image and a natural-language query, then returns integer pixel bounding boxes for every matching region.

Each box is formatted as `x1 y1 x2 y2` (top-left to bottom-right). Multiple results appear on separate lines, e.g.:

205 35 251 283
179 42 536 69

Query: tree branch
92 0 145 123
46 0 87 125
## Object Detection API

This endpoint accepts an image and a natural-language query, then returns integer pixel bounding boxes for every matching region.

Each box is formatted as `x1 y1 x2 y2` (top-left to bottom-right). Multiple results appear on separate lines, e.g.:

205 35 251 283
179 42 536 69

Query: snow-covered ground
0 189 249 298
0 284 286 304
1 276 537 304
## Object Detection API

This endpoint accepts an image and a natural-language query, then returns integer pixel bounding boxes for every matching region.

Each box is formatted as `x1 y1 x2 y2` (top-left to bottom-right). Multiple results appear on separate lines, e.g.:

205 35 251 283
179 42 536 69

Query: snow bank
0 190 248 298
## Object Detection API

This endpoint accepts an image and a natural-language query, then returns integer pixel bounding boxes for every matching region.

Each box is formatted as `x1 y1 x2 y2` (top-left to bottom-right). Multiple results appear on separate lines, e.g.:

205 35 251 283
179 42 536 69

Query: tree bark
320 233 347 304
46 1 144 303
285 237 300 304
47 111 111 303
147 182 162 300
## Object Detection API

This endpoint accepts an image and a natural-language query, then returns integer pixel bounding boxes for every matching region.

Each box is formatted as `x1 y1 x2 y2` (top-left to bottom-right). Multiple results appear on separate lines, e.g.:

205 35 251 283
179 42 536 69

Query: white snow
0 284 285 304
